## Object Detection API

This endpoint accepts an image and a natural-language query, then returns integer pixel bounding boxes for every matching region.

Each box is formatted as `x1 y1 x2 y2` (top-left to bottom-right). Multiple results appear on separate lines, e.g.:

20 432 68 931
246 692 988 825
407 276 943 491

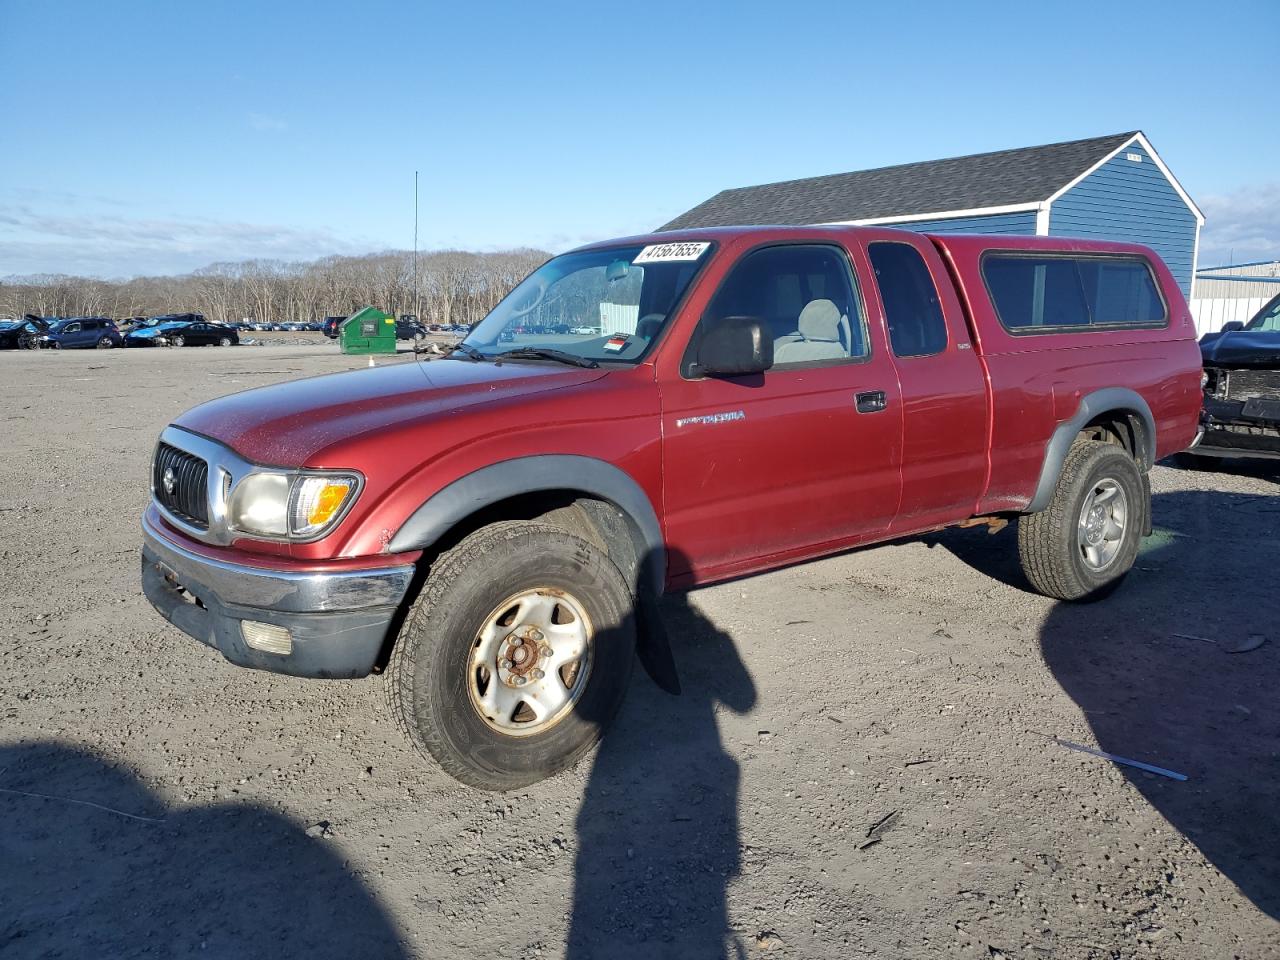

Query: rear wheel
385 520 636 790
96 335 114 349
170 335 185 347
1017 439 1147 601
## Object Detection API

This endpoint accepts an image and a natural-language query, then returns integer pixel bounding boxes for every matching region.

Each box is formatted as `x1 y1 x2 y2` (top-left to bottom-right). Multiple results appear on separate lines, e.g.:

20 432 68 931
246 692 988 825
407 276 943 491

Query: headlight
228 471 360 540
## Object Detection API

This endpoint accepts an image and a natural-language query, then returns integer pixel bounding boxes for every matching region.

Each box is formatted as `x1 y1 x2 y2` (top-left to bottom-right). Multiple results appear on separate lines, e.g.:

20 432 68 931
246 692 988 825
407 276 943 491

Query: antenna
413 170 420 322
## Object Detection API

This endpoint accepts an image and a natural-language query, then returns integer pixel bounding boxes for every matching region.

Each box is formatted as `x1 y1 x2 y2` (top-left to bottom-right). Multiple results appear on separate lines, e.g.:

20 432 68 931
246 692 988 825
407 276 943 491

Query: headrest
798 299 843 342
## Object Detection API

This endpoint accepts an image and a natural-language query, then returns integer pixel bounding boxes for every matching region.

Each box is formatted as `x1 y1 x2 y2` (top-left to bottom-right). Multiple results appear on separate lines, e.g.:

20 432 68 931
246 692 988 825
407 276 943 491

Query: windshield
1245 294 1280 332
460 242 711 363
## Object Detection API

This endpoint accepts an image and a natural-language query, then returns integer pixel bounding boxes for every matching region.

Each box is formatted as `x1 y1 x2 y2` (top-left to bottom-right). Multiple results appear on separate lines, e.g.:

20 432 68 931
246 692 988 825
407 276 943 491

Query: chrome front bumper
141 511 415 679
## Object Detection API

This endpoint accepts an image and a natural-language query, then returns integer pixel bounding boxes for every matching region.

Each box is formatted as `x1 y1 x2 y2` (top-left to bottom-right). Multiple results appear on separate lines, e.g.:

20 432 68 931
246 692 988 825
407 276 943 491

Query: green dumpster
339 307 397 355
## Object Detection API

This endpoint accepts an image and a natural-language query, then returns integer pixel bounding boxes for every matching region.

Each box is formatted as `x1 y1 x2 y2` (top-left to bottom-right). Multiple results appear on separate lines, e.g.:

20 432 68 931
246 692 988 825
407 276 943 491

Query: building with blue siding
661 132 1204 296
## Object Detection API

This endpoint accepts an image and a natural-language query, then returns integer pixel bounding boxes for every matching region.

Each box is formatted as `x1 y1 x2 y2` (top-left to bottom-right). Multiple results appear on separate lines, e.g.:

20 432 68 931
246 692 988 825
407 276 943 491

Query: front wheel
170 335 185 347
1017 439 1148 601
385 520 636 790
219 337 232 346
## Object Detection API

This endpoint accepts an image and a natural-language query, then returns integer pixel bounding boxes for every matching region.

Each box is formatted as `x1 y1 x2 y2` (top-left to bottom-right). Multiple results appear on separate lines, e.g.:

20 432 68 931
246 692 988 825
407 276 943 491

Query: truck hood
174 358 608 465
1199 330 1280 369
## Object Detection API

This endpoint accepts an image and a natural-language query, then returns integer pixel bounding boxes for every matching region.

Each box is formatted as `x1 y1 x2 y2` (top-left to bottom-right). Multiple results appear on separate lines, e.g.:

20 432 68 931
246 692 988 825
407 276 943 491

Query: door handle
855 390 887 413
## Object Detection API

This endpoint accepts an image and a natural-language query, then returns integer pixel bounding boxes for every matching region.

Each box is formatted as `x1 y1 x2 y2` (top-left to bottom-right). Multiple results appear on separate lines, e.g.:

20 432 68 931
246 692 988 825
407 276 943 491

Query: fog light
241 620 293 655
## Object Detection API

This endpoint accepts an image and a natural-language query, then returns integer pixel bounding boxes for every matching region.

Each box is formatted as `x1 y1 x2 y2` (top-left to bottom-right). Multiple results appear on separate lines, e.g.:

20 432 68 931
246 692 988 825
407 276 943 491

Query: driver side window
702 244 867 368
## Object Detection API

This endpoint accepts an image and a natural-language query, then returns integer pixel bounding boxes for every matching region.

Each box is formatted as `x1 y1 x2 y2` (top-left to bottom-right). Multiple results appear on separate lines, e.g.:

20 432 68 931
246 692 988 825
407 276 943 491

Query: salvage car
140 226 1201 790
0 315 49 349
1190 292 1280 459
35 317 123 349
126 320 239 348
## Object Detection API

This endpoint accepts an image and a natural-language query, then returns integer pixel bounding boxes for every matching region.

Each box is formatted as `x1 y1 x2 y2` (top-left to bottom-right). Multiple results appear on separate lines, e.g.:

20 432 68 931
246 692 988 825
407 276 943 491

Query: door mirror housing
1221 320 1245 333
693 316 774 378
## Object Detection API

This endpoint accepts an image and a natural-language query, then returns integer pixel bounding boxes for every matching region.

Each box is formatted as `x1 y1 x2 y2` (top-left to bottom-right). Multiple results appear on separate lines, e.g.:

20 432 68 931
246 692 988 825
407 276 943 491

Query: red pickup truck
141 225 1202 789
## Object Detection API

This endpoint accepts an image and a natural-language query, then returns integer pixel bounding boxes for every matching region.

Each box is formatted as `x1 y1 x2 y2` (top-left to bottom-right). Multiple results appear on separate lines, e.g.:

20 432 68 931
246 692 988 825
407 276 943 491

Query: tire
219 337 232 346
385 520 636 790
170 335 185 347
1017 439 1148 602
96 336 114 349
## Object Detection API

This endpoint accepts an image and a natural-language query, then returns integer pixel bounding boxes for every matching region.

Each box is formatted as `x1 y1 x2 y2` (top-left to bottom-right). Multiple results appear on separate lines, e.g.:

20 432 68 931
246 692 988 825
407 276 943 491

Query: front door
660 242 903 584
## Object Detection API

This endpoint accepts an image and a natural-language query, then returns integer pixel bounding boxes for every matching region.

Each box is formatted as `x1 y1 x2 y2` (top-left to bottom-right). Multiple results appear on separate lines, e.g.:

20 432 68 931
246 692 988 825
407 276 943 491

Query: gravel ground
1 345 1277 959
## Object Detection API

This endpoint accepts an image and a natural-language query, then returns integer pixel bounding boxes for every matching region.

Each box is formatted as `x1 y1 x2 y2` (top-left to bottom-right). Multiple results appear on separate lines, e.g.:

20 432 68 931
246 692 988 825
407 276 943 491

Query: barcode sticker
633 242 710 264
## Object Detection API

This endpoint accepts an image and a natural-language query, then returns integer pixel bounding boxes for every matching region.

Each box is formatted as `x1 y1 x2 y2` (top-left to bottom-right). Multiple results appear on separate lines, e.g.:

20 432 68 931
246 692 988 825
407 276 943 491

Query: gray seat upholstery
773 299 849 364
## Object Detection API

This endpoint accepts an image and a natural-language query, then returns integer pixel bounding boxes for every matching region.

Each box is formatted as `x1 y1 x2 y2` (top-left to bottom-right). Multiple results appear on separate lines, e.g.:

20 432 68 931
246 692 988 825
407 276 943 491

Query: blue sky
1 0 1276 278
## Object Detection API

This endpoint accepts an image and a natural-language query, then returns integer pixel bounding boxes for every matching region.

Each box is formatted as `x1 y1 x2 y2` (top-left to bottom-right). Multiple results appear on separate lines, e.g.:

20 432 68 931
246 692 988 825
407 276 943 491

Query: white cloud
1199 183 1280 267
0 206 369 279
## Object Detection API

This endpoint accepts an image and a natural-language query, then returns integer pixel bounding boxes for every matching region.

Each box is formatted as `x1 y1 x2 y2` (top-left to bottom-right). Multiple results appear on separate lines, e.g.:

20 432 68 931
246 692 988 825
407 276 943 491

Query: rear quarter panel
933 235 1202 513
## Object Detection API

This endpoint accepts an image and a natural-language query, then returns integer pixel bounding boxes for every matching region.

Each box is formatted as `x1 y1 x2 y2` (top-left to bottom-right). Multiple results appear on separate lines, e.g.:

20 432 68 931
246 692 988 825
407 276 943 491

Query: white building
1190 260 1280 335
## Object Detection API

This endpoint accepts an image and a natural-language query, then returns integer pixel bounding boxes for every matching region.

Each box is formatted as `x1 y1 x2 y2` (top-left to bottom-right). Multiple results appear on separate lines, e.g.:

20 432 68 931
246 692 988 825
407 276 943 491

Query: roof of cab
572 224 1163 259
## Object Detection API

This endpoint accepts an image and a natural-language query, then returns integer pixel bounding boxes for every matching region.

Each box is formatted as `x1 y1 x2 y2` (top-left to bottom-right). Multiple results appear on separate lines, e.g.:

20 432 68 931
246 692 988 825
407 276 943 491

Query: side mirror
1221 321 1245 333
694 316 773 377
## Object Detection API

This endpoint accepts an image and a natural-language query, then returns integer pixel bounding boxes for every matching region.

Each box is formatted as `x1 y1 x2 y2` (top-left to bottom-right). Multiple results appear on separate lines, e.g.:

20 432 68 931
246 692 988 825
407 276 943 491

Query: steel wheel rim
1078 477 1127 570
467 588 593 737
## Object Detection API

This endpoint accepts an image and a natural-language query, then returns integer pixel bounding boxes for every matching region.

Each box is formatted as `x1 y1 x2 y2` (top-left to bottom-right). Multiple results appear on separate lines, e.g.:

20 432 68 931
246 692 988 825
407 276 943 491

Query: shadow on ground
929 487 1280 920
568 589 757 960
0 742 408 959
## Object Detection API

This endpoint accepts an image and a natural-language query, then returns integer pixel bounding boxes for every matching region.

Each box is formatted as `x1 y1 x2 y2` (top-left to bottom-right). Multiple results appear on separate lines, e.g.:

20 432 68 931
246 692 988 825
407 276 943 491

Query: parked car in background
35 317 123 349
0 315 49 349
1190 292 1280 461
395 318 426 340
322 316 346 338
125 320 239 348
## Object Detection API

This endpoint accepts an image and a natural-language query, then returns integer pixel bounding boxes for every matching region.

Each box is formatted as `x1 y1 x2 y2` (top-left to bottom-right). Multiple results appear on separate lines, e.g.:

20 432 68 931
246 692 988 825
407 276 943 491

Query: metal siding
1190 297 1271 336
885 210 1038 235
1048 142 1198 297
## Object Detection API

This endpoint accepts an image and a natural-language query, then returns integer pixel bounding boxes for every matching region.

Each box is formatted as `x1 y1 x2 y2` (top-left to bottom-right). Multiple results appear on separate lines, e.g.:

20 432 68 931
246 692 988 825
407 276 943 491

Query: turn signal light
241 620 293 655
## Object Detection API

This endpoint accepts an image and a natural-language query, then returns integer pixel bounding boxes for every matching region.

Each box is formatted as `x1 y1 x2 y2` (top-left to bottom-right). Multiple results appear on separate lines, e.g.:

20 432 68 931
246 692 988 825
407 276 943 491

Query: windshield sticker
633 242 710 264
603 335 629 352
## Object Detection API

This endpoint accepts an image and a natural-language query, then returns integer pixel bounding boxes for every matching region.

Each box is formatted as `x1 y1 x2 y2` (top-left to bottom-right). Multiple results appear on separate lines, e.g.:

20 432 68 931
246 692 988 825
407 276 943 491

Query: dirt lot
1 345 1277 959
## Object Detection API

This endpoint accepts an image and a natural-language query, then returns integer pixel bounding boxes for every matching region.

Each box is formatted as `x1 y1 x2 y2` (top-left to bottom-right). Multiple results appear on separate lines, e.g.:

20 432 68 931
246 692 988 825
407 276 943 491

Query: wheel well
371 490 648 675
415 490 645 590
1079 411 1150 468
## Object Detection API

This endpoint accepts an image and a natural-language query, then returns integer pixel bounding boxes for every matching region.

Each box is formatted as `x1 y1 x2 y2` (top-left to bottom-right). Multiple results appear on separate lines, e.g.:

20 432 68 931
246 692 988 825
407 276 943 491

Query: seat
773 299 848 364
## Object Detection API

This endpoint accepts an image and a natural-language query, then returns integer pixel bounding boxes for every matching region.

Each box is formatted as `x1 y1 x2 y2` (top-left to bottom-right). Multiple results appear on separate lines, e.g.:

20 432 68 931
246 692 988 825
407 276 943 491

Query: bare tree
0 247 553 325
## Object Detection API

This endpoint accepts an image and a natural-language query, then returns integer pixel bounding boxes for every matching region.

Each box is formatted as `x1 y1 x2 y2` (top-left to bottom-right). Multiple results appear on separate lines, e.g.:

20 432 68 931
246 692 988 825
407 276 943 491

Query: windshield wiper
496 347 599 368
450 343 490 362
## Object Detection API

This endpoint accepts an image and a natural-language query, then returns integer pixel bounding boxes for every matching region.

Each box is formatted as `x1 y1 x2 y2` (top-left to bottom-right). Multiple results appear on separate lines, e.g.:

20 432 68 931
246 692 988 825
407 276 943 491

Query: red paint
156 225 1201 587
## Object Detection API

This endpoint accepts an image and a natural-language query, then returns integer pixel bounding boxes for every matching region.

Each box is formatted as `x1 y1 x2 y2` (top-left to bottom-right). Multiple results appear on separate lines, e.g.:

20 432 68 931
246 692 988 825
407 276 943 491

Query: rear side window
868 242 948 357
983 255 1166 332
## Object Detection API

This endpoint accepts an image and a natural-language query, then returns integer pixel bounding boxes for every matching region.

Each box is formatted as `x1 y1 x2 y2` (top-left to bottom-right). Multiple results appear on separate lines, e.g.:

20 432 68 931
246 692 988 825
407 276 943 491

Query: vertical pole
413 171 420 322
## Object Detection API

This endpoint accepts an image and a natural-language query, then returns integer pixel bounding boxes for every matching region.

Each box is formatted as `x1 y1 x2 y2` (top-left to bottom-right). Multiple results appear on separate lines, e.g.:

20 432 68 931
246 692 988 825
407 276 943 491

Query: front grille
153 442 210 527
1225 369 1280 402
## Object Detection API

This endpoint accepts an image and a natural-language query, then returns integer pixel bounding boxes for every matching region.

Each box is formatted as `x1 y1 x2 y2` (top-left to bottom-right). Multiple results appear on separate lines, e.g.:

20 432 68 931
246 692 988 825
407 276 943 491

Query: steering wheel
506 277 549 321
634 313 666 339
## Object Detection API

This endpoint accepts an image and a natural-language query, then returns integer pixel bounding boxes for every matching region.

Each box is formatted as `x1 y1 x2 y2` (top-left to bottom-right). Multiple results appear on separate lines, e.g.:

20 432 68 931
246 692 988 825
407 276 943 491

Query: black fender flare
1027 387 1156 513
387 455 665 594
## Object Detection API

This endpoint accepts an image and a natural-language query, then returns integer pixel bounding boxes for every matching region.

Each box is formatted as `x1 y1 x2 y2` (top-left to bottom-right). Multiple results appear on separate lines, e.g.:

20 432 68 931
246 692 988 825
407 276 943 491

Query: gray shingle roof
660 132 1139 231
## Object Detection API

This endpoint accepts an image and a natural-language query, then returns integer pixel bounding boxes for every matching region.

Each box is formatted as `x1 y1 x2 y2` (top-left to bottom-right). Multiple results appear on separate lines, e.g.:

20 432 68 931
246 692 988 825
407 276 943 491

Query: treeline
0 248 551 325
